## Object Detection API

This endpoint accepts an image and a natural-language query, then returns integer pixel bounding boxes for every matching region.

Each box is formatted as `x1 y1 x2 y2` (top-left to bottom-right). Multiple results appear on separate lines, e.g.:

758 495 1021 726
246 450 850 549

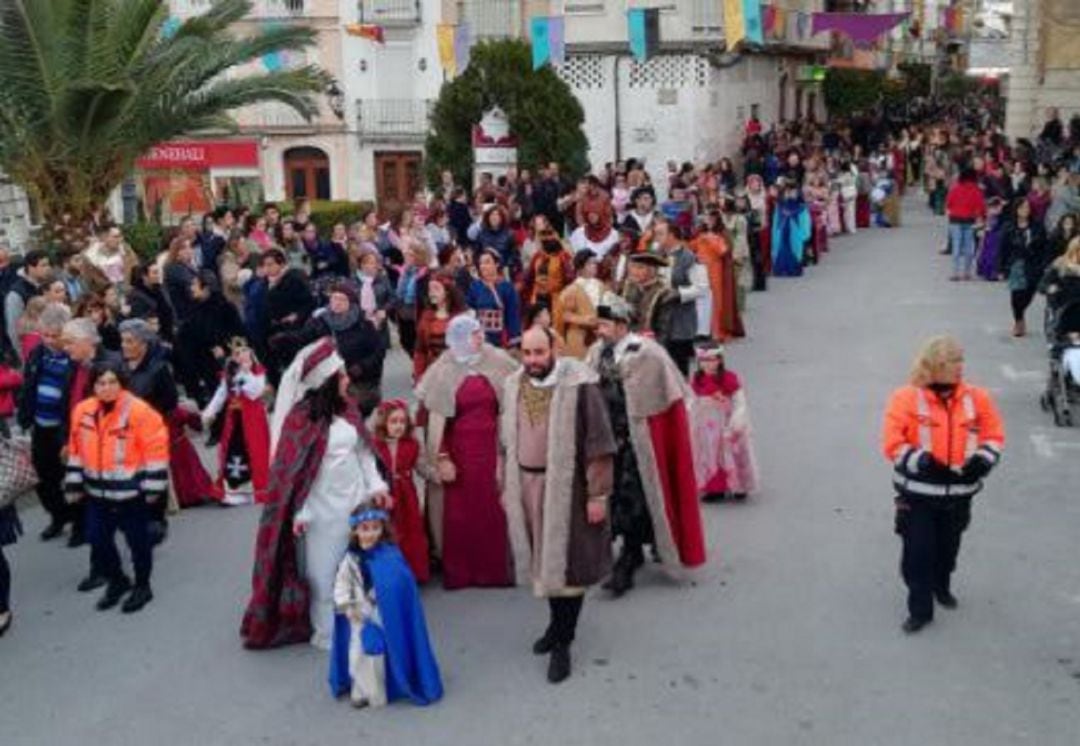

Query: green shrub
282 200 375 234
123 221 166 261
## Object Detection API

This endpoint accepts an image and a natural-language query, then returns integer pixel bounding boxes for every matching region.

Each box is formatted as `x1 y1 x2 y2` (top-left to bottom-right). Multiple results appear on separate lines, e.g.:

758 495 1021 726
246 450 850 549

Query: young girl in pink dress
691 343 759 502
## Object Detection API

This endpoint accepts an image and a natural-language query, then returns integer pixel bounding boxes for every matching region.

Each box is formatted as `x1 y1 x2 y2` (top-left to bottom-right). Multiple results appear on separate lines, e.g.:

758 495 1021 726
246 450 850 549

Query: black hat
627 249 669 268
597 293 632 323
573 249 597 271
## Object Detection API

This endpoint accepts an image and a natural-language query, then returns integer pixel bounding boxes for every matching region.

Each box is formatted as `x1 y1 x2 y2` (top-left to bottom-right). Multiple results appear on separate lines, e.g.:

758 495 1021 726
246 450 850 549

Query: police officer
882 336 1005 634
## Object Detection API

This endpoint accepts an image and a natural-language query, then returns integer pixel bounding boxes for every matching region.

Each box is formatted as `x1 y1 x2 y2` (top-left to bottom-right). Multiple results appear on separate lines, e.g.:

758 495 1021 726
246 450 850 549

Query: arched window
283 146 330 200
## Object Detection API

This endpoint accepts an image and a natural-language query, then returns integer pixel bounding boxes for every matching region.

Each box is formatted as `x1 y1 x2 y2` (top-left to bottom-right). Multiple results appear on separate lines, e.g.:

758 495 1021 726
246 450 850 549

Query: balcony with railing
170 0 330 20
357 99 433 141
688 0 723 38
359 0 421 26
458 0 523 40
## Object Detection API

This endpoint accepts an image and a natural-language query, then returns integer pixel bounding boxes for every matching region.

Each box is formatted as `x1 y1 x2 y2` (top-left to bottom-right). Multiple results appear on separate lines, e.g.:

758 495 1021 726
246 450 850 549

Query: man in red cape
586 294 706 596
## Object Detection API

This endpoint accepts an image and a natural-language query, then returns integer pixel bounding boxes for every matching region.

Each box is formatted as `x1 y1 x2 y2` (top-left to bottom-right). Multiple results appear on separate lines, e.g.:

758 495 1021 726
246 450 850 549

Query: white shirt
569 226 620 259
296 417 388 526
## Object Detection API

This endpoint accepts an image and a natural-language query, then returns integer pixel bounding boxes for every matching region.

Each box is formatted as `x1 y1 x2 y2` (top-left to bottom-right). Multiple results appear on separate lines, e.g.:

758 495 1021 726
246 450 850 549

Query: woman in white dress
240 338 388 650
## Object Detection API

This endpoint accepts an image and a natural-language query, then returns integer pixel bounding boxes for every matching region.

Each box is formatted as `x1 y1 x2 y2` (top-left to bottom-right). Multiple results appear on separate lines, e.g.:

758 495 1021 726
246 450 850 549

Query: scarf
324 304 361 333
359 276 377 316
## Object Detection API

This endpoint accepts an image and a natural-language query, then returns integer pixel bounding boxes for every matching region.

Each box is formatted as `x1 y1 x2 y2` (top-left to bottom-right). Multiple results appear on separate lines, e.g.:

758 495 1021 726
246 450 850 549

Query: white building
441 0 829 197
1003 0 1080 141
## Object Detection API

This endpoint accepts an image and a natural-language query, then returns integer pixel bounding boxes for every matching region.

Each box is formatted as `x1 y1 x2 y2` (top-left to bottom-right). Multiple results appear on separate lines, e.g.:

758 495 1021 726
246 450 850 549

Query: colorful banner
531 16 551 70
772 7 787 40
436 23 456 75
454 22 472 74
161 17 181 39
345 23 385 43
549 16 565 66
628 8 659 63
810 12 909 47
724 0 746 50
744 0 764 45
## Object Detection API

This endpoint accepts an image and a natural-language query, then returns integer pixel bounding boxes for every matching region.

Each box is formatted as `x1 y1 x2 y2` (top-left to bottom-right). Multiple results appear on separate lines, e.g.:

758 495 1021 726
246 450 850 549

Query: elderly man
586 295 706 597
119 319 180 543
501 326 615 684
17 303 78 543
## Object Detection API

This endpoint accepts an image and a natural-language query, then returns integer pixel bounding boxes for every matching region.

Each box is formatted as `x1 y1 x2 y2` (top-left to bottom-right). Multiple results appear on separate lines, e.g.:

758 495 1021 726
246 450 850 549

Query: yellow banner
437 24 456 75
724 0 746 50
1044 0 1080 70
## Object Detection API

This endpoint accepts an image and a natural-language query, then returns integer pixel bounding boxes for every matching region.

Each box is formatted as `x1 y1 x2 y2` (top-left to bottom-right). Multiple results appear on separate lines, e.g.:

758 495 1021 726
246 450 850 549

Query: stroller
1040 298 1080 427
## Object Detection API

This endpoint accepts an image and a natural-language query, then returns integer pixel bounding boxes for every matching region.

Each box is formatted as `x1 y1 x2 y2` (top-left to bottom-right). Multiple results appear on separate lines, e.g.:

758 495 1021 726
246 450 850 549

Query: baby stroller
1040 298 1080 427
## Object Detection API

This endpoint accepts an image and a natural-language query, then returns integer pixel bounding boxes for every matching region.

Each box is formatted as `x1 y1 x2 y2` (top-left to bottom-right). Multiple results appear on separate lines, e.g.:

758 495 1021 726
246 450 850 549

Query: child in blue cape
328 506 443 709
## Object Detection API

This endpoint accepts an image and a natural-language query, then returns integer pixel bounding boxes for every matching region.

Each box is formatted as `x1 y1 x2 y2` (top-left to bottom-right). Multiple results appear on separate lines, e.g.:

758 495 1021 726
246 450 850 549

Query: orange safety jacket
65 392 169 502
882 382 1005 499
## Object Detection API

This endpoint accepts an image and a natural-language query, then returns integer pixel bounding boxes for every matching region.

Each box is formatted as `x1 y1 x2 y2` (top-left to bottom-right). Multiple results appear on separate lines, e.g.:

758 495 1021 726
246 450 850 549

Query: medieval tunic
691 370 760 496
690 231 744 341
502 360 615 597
554 277 603 360
415 343 519 585
586 335 707 570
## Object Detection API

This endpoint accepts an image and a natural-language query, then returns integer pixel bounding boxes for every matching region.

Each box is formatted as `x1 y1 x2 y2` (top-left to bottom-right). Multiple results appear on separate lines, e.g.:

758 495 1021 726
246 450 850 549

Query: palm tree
0 0 329 250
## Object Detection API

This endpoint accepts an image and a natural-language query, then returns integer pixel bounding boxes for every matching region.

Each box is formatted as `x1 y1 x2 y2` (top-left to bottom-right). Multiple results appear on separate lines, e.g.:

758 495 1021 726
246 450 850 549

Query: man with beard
586 295 706 597
501 326 615 684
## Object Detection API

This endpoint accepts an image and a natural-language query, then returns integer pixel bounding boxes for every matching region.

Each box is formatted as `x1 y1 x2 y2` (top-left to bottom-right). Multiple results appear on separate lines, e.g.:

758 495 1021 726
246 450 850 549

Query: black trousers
547 596 584 647
398 317 418 358
664 339 695 377
1011 287 1037 323
897 497 971 621
86 498 153 588
31 426 77 528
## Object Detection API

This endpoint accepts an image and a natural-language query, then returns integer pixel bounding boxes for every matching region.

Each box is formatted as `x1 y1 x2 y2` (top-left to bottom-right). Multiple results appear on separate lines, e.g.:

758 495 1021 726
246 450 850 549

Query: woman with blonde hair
881 335 1005 634
1040 235 1080 313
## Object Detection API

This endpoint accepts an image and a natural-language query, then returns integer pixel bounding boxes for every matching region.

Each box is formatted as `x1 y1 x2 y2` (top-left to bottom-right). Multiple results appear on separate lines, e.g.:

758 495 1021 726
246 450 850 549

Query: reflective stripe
892 476 979 498
916 391 931 449
960 392 977 461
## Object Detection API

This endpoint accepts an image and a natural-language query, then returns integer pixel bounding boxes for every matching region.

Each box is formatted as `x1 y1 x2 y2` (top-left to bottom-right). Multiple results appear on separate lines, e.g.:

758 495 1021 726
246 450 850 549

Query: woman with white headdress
241 338 389 650
415 313 519 589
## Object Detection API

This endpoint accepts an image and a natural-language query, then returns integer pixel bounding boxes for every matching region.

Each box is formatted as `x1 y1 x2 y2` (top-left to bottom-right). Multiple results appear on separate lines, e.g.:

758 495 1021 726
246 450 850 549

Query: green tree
0 0 327 250
425 39 589 190
823 68 885 117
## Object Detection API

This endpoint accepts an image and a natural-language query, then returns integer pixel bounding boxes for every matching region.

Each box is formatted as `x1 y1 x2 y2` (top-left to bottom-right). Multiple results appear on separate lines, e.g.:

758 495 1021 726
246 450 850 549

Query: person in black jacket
262 248 315 383
999 198 1050 337
126 261 175 343
177 271 247 407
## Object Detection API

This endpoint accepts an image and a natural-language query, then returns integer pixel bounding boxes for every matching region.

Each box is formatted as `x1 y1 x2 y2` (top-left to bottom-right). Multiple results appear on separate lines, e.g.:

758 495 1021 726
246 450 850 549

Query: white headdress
269 338 345 458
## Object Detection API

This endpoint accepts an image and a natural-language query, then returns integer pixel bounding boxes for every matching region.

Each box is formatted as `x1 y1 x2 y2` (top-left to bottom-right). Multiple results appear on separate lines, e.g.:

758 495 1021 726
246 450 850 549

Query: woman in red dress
372 401 431 584
413 275 465 381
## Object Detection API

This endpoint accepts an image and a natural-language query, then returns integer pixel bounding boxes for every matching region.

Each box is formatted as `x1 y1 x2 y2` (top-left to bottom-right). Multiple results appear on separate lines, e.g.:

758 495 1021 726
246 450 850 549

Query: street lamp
326 80 345 120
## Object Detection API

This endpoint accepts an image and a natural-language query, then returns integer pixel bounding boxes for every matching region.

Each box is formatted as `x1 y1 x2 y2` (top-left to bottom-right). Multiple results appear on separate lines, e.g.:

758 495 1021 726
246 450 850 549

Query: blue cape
328 544 443 706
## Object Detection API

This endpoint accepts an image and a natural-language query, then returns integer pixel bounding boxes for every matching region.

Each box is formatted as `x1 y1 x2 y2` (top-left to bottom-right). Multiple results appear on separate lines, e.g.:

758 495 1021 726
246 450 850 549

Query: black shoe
96 577 132 611
934 590 958 609
608 564 634 598
67 529 86 548
77 574 108 593
532 631 557 656
547 644 571 684
732 493 748 502
40 522 64 541
702 492 727 504
121 586 153 614
901 616 931 634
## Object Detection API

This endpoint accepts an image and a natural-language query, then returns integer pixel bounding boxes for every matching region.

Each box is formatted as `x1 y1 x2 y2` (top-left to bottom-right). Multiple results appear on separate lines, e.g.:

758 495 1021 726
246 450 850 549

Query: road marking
1030 428 1080 459
1001 364 1044 382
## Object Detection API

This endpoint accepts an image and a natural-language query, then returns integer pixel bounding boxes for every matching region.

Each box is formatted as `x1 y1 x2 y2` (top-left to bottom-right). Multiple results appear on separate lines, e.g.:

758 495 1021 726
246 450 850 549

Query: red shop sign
136 140 259 170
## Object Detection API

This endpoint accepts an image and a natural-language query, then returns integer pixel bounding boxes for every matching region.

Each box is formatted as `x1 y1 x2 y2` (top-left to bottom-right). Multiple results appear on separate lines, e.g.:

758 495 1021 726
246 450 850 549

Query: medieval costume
523 234 575 309
746 175 772 287
976 198 1007 281
805 180 830 260
586 304 706 596
690 344 759 501
690 227 744 341
328 508 443 708
622 252 675 340
501 356 615 683
856 162 874 226
553 251 604 360
722 210 754 314
372 401 432 584
240 339 388 650
772 191 811 277
466 270 522 349
201 341 271 505
415 315 519 589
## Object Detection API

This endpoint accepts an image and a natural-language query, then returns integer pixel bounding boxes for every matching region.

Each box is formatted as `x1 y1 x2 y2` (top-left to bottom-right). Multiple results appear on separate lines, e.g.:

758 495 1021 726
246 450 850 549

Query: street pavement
2 199 1080 745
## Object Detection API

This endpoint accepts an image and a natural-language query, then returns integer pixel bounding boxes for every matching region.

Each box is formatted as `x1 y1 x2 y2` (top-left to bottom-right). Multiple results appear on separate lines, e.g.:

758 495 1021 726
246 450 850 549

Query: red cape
213 396 271 504
647 400 707 567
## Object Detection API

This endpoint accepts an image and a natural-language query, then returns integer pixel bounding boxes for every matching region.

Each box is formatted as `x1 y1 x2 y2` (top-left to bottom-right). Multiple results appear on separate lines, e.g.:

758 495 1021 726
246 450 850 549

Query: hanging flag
796 11 811 40
454 22 472 74
346 23 385 43
763 5 777 37
436 24 456 75
549 16 565 66
531 16 551 70
810 12 910 47
724 0 746 50
743 0 764 45
772 7 787 40
628 8 659 63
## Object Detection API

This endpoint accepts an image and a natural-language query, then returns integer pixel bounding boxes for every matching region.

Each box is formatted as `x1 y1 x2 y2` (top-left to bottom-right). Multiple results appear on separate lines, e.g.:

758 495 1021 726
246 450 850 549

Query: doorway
283 146 331 200
374 151 422 215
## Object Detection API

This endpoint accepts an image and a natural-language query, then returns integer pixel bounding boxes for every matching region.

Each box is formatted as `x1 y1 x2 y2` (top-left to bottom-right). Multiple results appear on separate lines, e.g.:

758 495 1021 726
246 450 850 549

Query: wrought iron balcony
458 0 523 40
357 99 433 141
359 0 421 26
249 0 307 19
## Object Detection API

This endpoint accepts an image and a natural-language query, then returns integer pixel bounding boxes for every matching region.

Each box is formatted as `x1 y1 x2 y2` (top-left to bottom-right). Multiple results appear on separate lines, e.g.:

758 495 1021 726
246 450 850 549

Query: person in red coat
586 295 706 597
371 400 431 584
200 339 271 505
946 167 987 281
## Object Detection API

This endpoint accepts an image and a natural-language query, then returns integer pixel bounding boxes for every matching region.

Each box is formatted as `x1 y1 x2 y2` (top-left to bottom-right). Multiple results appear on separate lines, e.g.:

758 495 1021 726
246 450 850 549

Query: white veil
269 339 344 459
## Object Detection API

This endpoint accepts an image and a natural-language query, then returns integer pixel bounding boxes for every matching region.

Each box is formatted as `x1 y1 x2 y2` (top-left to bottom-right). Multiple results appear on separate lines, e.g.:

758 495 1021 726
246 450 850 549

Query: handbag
0 434 38 508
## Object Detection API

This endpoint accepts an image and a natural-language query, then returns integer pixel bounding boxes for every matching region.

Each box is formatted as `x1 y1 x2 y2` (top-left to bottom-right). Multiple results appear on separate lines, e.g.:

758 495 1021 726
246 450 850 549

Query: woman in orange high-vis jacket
882 336 1005 634
66 362 168 614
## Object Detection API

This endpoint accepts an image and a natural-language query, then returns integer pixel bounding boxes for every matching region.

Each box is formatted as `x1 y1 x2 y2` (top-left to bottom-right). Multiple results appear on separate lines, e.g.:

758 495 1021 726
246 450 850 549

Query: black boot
934 589 958 609
533 627 557 655
40 522 64 541
96 576 132 611
121 585 154 614
547 644 571 684
901 616 931 634
67 525 86 548
77 573 108 593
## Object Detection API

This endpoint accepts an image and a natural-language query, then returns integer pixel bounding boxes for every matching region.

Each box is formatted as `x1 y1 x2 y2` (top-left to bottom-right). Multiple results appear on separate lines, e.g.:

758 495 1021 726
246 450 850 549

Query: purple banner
811 11 909 47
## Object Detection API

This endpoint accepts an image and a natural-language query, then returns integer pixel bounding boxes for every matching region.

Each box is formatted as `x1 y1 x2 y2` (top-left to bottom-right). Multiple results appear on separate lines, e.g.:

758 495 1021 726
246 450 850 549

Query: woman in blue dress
771 182 811 278
466 248 522 349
